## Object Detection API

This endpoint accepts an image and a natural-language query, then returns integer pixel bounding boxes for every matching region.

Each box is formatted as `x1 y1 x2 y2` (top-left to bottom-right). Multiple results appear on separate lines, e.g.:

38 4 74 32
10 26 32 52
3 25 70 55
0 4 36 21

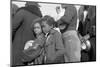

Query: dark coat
81 6 96 61
12 5 42 66
23 33 45 65
83 6 96 37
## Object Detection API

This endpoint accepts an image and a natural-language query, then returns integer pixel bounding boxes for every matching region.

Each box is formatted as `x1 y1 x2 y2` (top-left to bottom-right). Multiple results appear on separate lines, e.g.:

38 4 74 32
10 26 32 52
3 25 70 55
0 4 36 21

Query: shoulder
17 9 25 14
17 9 32 16
15 9 26 17
51 29 62 37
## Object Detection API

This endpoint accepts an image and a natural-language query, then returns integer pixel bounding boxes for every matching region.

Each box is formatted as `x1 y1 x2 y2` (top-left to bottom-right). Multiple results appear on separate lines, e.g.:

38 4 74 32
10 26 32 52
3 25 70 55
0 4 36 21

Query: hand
32 43 40 49
56 8 65 20
24 40 34 50
56 6 61 14
81 42 87 50
83 34 90 40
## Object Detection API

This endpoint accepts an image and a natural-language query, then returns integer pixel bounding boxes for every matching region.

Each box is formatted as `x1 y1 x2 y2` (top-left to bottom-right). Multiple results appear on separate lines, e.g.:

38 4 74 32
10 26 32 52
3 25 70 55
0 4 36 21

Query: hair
41 15 55 27
31 18 42 38
84 5 89 11
25 2 40 7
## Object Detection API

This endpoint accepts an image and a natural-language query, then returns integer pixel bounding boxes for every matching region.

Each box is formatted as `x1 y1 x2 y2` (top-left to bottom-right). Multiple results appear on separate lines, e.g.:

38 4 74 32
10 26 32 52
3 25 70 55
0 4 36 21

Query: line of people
12 2 96 66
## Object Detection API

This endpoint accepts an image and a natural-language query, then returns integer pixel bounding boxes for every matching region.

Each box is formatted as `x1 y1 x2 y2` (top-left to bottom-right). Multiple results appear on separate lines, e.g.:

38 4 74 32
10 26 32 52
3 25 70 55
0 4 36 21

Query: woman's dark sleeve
12 10 24 41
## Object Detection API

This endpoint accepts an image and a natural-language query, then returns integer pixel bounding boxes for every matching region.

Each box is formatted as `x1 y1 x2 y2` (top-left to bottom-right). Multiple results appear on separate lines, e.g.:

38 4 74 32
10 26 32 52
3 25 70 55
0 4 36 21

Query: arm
83 34 90 40
22 38 45 62
54 32 65 57
22 44 44 62
12 10 24 40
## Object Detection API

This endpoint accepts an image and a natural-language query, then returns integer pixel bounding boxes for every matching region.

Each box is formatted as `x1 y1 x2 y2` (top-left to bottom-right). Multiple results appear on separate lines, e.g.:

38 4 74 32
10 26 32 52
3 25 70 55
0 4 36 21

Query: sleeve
55 31 65 57
12 10 24 40
22 43 44 62
55 32 64 50
35 37 45 48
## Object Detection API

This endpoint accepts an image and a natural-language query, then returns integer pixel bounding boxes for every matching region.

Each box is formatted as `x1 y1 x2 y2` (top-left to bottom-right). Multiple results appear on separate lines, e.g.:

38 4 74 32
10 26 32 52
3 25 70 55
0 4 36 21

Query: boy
41 15 65 64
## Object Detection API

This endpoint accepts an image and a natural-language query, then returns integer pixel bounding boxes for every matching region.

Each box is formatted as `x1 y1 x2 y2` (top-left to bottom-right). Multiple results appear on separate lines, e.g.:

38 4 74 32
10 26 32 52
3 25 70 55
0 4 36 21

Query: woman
57 4 81 62
23 18 45 65
12 2 42 66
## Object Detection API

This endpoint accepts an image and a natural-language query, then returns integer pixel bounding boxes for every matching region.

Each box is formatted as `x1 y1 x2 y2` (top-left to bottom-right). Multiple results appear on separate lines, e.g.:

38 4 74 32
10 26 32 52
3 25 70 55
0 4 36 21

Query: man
83 6 96 61
57 4 81 62
78 5 90 62
12 2 42 66
12 3 19 17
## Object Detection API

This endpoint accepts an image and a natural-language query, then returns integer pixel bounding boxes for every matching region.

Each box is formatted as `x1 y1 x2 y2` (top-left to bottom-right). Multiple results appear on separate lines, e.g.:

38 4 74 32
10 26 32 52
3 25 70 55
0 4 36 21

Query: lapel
45 29 55 46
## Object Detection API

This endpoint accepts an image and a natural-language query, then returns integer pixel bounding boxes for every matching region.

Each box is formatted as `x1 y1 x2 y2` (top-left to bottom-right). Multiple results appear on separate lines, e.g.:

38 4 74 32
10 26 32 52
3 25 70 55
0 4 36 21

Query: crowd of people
11 1 96 66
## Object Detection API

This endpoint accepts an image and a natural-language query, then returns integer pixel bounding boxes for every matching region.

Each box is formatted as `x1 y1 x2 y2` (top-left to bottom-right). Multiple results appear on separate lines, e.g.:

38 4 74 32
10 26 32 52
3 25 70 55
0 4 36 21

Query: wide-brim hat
61 4 73 9
26 2 41 7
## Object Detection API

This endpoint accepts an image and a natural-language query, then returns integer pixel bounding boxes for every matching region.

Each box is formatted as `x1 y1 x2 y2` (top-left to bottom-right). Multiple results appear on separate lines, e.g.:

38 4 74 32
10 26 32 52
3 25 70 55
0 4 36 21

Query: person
57 4 81 62
78 6 84 36
12 3 19 18
82 6 96 61
78 5 90 62
41 15 65 64
12 2 42 66
22 18 46 65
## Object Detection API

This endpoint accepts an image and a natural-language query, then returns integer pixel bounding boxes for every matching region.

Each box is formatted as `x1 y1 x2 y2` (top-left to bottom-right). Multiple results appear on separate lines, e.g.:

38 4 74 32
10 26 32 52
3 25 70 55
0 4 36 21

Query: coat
23 33 46 65
82 6 96 61
44 29 65 64
12 5 42 66
62 30 81 62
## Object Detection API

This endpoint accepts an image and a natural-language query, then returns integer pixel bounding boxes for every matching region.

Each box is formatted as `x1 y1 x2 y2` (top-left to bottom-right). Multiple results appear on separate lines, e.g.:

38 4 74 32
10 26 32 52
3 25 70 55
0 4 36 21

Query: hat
26 2 41 7
61 4 73 9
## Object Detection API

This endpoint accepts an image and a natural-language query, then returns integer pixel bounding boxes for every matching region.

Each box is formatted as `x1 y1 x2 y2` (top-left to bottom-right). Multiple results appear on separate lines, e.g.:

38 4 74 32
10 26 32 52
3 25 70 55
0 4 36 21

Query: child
41 15 65 64
23 18 45 65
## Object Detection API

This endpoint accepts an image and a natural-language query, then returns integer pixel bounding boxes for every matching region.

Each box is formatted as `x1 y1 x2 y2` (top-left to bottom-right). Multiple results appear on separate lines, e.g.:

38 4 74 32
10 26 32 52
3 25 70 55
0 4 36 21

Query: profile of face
33 23 42 35
41 21 52 34
58 23 67 33
59 24 66 30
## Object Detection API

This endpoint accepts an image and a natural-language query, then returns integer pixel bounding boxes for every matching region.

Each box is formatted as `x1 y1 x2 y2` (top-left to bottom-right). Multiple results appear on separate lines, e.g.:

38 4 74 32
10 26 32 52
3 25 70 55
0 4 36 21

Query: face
58 23 67 33
41 21 52 34
33 23 42 35
58 24 66 30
